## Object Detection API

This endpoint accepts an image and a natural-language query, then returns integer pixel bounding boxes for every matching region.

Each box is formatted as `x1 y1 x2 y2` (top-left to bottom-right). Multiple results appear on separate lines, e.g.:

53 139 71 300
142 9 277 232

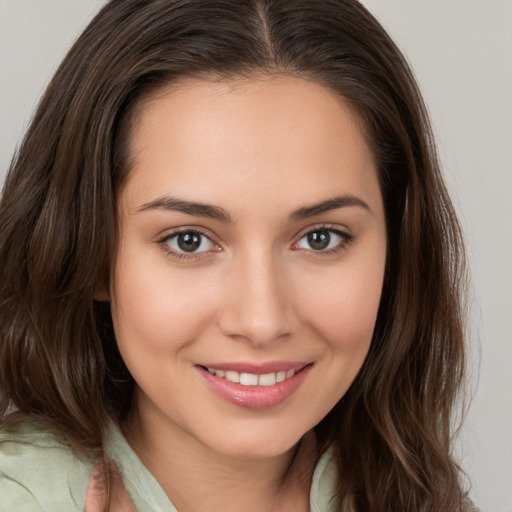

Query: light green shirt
0 420 338 511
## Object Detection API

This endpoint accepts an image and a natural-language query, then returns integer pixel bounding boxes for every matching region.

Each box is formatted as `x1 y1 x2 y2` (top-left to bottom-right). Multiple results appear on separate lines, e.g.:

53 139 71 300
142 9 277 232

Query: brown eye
295 228 347 252
307 230 331 250
163 230 215 254
177 232 202 252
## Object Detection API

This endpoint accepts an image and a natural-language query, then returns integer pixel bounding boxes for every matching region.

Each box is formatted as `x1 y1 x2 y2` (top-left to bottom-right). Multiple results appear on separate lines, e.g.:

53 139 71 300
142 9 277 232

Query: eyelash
158 228 219 261
157 224 353 261
293 224 354 256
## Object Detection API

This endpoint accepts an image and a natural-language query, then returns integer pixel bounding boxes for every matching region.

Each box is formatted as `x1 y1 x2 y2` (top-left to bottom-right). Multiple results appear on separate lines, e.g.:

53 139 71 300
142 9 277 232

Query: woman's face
109 76 387 460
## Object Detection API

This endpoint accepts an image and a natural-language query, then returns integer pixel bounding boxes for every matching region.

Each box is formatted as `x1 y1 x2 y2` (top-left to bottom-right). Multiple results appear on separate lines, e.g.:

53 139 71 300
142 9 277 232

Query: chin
196 419 311 461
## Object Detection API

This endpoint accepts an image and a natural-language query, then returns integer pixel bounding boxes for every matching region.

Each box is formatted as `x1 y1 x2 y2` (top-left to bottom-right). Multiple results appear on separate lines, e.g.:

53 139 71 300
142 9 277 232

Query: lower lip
197 365 312 409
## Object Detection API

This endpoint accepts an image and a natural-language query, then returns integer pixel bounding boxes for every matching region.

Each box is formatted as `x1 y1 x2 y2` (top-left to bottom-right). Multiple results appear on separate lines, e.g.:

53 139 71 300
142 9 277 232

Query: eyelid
291 223 354 253
156 223 353 260
157 226 221 259
293 223 352 241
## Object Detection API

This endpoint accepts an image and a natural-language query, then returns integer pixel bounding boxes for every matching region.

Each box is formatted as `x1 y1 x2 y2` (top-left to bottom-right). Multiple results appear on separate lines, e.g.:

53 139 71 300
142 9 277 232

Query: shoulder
0 419 94 512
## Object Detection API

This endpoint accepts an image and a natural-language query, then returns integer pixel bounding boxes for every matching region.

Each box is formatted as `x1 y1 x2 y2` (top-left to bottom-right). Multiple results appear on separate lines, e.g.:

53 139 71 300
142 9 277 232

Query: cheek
110 256 221 356
296 257 385 353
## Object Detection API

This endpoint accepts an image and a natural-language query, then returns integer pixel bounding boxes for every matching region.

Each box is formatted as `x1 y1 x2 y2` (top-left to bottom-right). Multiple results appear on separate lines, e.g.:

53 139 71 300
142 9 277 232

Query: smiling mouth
197 363 313 409
203 367 298 387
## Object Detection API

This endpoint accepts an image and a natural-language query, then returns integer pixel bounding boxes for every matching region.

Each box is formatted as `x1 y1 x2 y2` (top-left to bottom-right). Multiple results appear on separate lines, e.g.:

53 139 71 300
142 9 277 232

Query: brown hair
0 0 469 509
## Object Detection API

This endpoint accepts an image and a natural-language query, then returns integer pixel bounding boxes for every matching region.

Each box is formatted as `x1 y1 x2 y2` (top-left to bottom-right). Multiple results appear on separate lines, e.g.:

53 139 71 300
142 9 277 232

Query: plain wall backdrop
1 1 511 511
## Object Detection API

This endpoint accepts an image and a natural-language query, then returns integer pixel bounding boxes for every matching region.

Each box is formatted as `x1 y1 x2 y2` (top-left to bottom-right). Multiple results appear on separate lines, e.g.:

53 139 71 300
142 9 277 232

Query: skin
97 76 387 511
85 463 135 512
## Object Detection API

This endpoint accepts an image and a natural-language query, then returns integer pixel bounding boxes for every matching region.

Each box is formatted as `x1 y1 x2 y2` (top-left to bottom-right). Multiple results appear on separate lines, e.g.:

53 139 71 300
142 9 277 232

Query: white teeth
206 367 297 386
258 373 277 386
224 371 240 383
240 373 259 386
276 371 286 383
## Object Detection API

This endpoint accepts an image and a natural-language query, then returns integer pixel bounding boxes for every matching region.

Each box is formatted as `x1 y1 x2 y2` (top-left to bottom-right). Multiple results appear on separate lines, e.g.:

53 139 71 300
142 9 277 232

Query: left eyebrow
289 195 372 222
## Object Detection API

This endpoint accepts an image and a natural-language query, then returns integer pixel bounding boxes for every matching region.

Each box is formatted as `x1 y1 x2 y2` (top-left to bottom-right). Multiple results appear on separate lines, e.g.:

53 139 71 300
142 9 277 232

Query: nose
217 249 298 346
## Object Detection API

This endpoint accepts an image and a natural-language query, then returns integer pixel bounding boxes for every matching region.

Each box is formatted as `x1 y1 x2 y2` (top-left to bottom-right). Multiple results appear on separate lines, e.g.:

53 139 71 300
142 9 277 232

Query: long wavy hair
0 0 469 510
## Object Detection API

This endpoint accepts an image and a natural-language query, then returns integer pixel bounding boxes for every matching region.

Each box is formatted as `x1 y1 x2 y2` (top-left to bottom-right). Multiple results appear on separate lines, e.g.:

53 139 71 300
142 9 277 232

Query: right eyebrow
136 196 233 223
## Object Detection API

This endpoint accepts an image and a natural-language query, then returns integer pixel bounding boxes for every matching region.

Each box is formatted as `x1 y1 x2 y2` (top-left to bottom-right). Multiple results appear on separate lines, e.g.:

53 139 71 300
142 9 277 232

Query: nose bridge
218 244 295 345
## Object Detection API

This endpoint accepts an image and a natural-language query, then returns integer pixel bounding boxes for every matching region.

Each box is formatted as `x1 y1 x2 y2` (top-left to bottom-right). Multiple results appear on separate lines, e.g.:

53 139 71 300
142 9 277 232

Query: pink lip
196 363 313 409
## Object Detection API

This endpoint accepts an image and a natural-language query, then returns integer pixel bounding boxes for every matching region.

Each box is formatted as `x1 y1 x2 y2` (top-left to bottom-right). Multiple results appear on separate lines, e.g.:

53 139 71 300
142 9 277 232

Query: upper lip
197 361 312 374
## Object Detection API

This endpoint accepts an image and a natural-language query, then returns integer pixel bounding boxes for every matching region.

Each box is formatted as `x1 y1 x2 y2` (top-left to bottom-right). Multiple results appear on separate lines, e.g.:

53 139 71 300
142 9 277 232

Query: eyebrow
136 194 371 223
137 197 233 223
289 195 371 222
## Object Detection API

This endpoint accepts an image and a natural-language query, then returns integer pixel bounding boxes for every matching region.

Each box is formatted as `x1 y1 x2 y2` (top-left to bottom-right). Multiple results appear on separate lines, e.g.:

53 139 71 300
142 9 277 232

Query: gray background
1 1 511 510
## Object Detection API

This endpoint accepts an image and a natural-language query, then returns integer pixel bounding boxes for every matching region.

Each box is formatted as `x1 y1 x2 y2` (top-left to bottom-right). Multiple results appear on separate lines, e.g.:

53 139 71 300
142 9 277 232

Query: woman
0 0 471 510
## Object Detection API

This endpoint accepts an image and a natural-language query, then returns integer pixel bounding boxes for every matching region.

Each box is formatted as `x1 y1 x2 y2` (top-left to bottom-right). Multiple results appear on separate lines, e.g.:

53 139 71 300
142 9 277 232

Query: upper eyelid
158 229 218 259
157 227 218 253
293 223 351 240
158 226 217 242
291 224 354 253
156 223 352 251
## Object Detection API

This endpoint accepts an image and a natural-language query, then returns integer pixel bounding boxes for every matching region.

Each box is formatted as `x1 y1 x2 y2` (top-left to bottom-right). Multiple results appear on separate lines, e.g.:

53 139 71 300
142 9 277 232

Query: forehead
121 76 380 217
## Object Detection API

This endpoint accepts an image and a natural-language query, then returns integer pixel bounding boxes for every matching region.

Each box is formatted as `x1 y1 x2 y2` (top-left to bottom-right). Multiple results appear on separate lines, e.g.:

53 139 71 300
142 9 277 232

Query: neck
123 401 318 512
